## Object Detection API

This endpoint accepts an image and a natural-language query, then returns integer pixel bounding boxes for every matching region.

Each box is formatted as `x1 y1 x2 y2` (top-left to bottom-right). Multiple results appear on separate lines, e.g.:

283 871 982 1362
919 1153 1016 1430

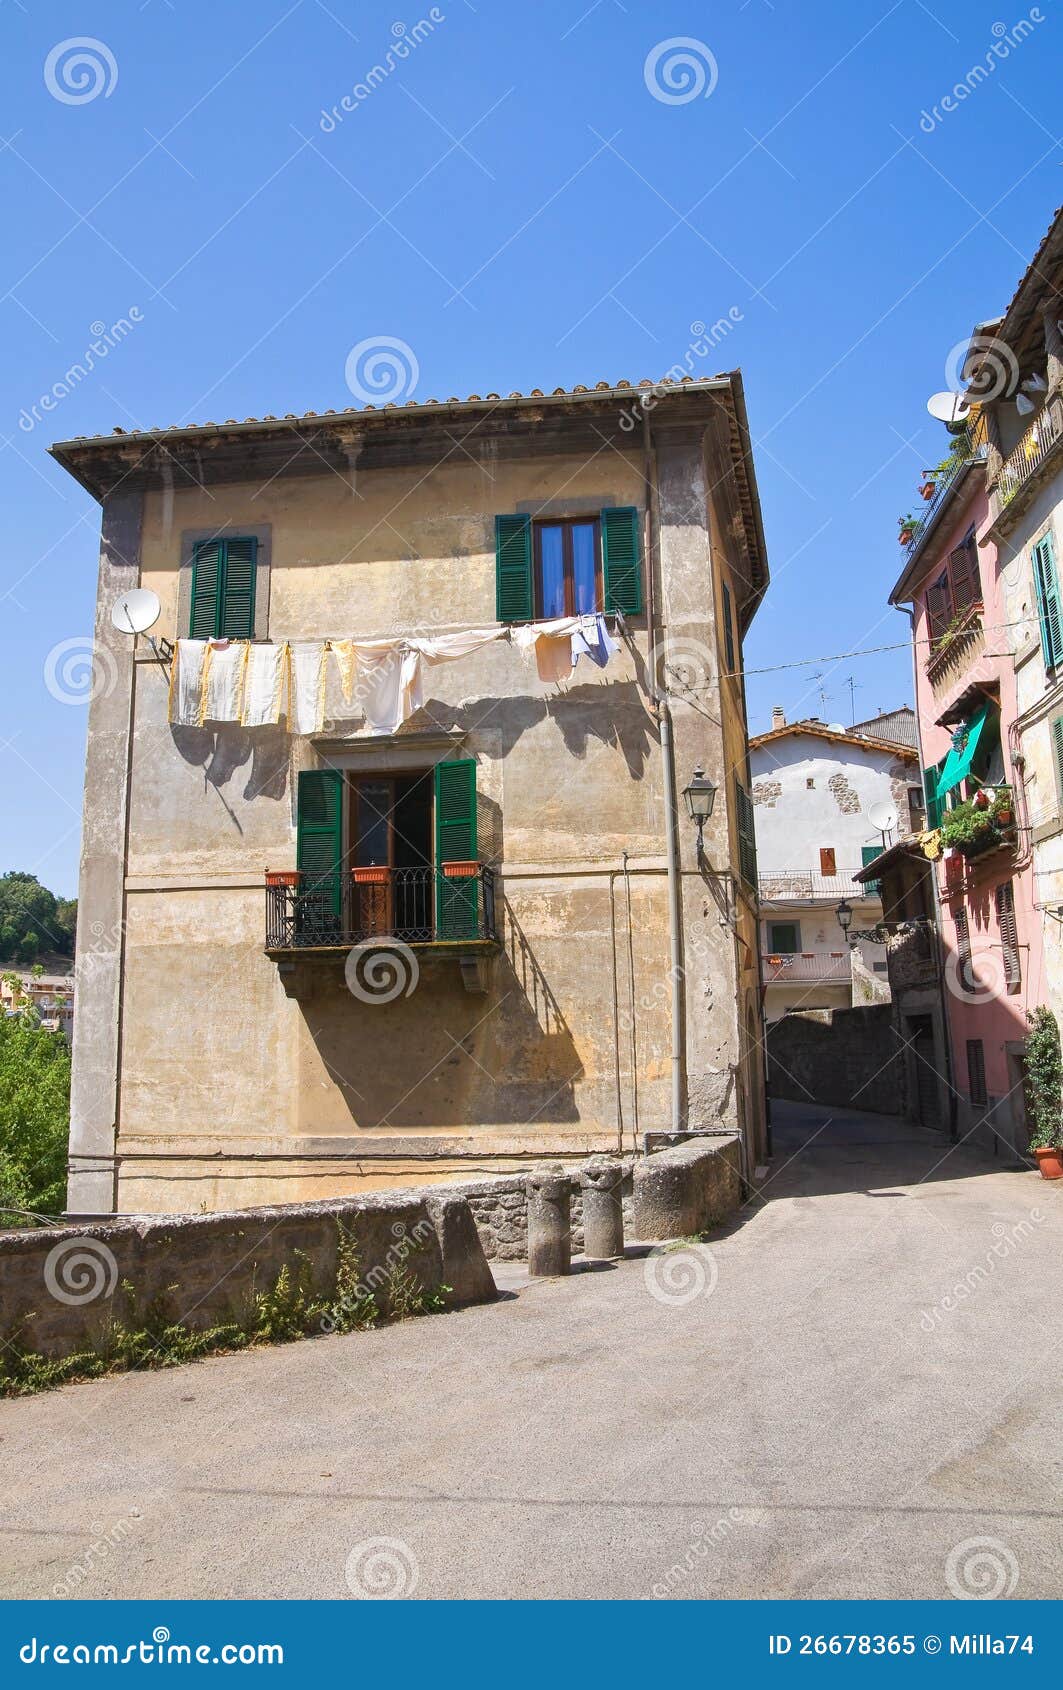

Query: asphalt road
2 1102 1060 1601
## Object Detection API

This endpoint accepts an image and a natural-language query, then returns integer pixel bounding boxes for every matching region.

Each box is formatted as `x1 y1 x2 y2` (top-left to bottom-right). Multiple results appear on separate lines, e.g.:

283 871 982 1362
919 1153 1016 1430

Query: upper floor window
190 536 257 639
535 518 601 617
494 508 643 622
1032 530 1063 672
924 527 981 647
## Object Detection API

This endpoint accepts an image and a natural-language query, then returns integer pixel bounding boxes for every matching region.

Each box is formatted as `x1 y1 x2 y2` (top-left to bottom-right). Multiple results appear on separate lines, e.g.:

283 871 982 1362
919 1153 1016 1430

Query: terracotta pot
920 482 936 499
1034 1145 1063 1180
996 808 1013 826
442 860 480 878
352 865 389 885
899 529 913 545
265 870 301 888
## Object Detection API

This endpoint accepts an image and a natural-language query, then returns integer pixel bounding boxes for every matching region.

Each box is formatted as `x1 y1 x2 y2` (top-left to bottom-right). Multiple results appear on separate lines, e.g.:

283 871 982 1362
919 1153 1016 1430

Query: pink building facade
886 436 1043 1156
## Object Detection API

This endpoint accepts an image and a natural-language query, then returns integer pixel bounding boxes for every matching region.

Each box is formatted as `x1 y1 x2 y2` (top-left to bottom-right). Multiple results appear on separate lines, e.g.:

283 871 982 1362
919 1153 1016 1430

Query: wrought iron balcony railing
265 865 497 951
758 869 876 903
996 391 1063 509
761 950 851 984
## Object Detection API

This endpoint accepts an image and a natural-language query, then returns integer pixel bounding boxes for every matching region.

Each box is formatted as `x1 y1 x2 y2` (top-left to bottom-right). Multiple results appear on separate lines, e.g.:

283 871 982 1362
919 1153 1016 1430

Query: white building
749 708 923 1020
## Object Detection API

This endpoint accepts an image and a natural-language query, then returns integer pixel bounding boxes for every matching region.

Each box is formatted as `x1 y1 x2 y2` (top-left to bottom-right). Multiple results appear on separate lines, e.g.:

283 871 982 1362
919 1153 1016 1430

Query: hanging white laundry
512 615 582 684
289 643 327 734
414 626 509 664
349 641 422 735
203 640 248 723
571 613 619 671
169 640 209 727
242 643 288 727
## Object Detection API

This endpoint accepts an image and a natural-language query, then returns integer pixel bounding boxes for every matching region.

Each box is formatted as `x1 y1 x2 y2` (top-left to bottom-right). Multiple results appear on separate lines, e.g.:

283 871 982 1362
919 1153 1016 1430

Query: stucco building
750 708 920 1021
54 377 769 1216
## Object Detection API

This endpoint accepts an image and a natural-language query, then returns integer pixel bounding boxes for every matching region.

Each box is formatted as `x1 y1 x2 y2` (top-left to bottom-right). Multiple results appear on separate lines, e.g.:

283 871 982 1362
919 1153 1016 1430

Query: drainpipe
894 602 957 1139
642 410 686 1137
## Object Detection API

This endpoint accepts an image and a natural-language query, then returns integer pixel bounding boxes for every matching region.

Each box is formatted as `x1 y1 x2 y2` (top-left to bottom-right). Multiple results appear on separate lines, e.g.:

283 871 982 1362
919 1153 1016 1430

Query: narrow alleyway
2 1102 1060 1601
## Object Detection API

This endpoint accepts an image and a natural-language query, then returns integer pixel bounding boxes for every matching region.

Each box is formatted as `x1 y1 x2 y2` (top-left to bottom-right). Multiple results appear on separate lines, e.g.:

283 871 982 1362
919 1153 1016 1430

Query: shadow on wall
414 681 656 778
171 724 290 804
294 899 583 1133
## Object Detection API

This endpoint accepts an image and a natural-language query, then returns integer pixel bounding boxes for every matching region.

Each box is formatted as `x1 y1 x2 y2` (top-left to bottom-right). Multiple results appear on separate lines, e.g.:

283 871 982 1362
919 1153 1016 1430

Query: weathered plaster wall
750 733 915 873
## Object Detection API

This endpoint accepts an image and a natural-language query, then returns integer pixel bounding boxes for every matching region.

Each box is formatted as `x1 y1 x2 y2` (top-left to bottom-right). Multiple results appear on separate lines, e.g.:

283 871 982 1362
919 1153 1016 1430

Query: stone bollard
526 1165 571 1277
579 1156 625 1261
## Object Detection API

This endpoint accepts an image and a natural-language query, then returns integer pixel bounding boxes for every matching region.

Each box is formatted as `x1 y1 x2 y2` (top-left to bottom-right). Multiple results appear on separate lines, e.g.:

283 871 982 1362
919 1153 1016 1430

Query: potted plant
352 864 390 885
1025 1007 1063 1178
898 513 922 545
442 859 480 878
265 869 301 888
919 479 936 500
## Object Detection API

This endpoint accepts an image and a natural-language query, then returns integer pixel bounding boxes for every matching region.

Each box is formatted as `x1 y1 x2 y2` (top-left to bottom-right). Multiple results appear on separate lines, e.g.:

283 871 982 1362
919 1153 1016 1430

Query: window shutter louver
296 769 344 919
601 506 643 615
861 844 882 896
434 757 478 938
722 580 736 673
967 1039 987 1106
925 580 952 645
735 779 757 887
925 764 943 829
495 515 533 623
947 538 981 614
955 905 974 994
1052 716 1063 800
1033 533 1063 670
190 540 223 638
221 537 257 638
995 880 1021 989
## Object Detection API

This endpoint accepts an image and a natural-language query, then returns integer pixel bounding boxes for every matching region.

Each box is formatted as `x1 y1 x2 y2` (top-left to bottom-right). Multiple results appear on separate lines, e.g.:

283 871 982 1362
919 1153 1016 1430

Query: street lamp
835 898 854 947
683 765 717 861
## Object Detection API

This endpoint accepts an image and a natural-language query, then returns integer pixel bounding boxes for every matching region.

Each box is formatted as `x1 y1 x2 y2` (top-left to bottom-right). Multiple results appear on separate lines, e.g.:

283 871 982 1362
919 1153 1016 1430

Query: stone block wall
446 1163 636 1261
766 1004 907 1115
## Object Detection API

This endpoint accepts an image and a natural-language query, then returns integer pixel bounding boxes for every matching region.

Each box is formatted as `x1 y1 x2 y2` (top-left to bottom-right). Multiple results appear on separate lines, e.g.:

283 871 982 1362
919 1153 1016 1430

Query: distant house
0 972 74 1043
749 708 922 1021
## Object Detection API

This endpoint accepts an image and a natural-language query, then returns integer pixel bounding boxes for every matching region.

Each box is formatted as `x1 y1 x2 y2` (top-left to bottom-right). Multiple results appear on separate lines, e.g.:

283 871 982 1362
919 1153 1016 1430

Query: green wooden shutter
297 769 343 921
735 779 757 887
434 758 478 938
601 506 643 615
190 540 222 638
722 580 736 673
1033 532 1063 670
924 763 943 830
495 515 533 623
221 537 257 638
861 844 882 896
1052 715 1063 802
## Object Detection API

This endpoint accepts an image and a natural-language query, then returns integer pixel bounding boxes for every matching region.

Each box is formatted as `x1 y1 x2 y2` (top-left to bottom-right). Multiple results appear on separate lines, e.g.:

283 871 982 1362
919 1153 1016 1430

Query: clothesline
168 614 620 737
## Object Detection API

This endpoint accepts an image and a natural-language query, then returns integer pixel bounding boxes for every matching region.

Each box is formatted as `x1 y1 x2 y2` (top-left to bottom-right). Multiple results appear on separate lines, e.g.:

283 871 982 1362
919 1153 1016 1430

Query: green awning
937 701 991 796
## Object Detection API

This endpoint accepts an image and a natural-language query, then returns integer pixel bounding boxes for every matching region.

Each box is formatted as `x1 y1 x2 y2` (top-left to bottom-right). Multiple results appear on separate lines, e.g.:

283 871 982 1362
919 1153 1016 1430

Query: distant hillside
0 874 76 966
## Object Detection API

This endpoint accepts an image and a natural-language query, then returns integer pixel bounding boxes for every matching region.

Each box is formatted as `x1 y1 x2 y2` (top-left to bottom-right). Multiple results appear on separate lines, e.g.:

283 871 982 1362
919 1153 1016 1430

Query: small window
534 518 601 618
967 1039 987 1107
190 536 257 639
908 786 926 830
768 921 800 954
819 847 837 877
721 580 736 674
995 880 1021 990
806 778 815 790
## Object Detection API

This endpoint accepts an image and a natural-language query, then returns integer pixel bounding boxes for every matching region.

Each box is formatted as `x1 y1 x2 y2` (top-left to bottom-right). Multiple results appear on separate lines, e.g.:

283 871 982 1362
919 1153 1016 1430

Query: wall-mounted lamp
835 898 855 948
683 765 717 861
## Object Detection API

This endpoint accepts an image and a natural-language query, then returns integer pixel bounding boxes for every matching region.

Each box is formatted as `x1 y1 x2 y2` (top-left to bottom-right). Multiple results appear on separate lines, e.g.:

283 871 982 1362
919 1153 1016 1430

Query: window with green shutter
495 515 534 623
1052 715 1063 808
924 762 944 830
296 768 344 923
1033 531 1063 672
861 844 883 896
600 506 643 615
434 757 478 938
721 580 736 674
735 778 757 887
190 536 257 639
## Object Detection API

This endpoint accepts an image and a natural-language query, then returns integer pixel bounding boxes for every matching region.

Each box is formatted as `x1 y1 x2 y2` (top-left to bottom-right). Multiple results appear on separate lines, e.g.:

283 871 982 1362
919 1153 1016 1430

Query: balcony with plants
938 785 1016 863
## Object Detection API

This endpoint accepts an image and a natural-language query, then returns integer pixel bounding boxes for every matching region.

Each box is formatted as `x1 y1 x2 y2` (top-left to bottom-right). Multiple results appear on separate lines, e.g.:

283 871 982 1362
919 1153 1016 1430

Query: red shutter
925 580 952 645
819 847 837 876
947 539 981 614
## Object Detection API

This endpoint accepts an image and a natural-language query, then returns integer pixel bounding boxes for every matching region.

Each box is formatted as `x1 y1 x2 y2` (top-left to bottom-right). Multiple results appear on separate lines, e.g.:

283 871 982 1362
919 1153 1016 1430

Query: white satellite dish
868 800 898 834
826 722 845 734
111 588 161 636
927 390 970 425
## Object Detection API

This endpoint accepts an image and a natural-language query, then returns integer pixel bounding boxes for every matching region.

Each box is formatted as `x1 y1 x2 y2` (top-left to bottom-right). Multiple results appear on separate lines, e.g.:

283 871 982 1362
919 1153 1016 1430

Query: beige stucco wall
77 430 761 1213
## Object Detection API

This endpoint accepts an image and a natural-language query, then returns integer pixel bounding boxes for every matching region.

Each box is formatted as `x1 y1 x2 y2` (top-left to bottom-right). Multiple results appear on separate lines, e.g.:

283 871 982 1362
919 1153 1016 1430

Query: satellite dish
927 390 970 424
826 722 845 734
111 588 161 636
868 800 898 833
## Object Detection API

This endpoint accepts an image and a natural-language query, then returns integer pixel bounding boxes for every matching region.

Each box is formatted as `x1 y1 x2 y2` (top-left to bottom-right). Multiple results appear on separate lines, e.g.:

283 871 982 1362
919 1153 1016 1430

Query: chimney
771 705 785 730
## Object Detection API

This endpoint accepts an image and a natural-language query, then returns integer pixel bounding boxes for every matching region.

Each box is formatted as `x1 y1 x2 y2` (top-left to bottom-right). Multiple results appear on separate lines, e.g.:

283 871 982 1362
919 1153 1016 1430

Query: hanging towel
242 643 288 727
511 616 580 684
169 640 209 727
571 613 619 671
351 641 423 735
203 640 248 723
330 639 359 706
414 626 509 665
289 642 327 735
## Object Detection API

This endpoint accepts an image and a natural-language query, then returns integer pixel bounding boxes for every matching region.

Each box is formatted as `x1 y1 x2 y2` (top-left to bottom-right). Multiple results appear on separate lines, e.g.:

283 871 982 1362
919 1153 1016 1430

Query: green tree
0 1013 70 1222
0 873 76 964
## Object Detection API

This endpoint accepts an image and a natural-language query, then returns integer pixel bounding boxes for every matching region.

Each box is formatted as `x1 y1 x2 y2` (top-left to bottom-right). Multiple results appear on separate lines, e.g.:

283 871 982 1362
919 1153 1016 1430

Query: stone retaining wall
445 1163 636 1260
632 1136 742 1241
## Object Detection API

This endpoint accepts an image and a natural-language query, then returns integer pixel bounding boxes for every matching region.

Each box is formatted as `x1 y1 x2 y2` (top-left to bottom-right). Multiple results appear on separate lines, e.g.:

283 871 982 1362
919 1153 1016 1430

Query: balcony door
351 772 433 939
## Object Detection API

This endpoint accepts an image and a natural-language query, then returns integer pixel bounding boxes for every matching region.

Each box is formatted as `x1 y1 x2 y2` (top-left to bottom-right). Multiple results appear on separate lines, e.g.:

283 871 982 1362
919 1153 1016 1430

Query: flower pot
920 482 936 500
1034 1145 1063 1180
996 808 1013 826
973 790 990 811
442 860 480 878
352 865 389 885
899 529 914 546
265 870 301 888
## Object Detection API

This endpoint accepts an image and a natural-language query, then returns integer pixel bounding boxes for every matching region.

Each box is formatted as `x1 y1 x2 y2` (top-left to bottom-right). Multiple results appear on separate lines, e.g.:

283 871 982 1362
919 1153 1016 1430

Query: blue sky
1 0 1059 894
